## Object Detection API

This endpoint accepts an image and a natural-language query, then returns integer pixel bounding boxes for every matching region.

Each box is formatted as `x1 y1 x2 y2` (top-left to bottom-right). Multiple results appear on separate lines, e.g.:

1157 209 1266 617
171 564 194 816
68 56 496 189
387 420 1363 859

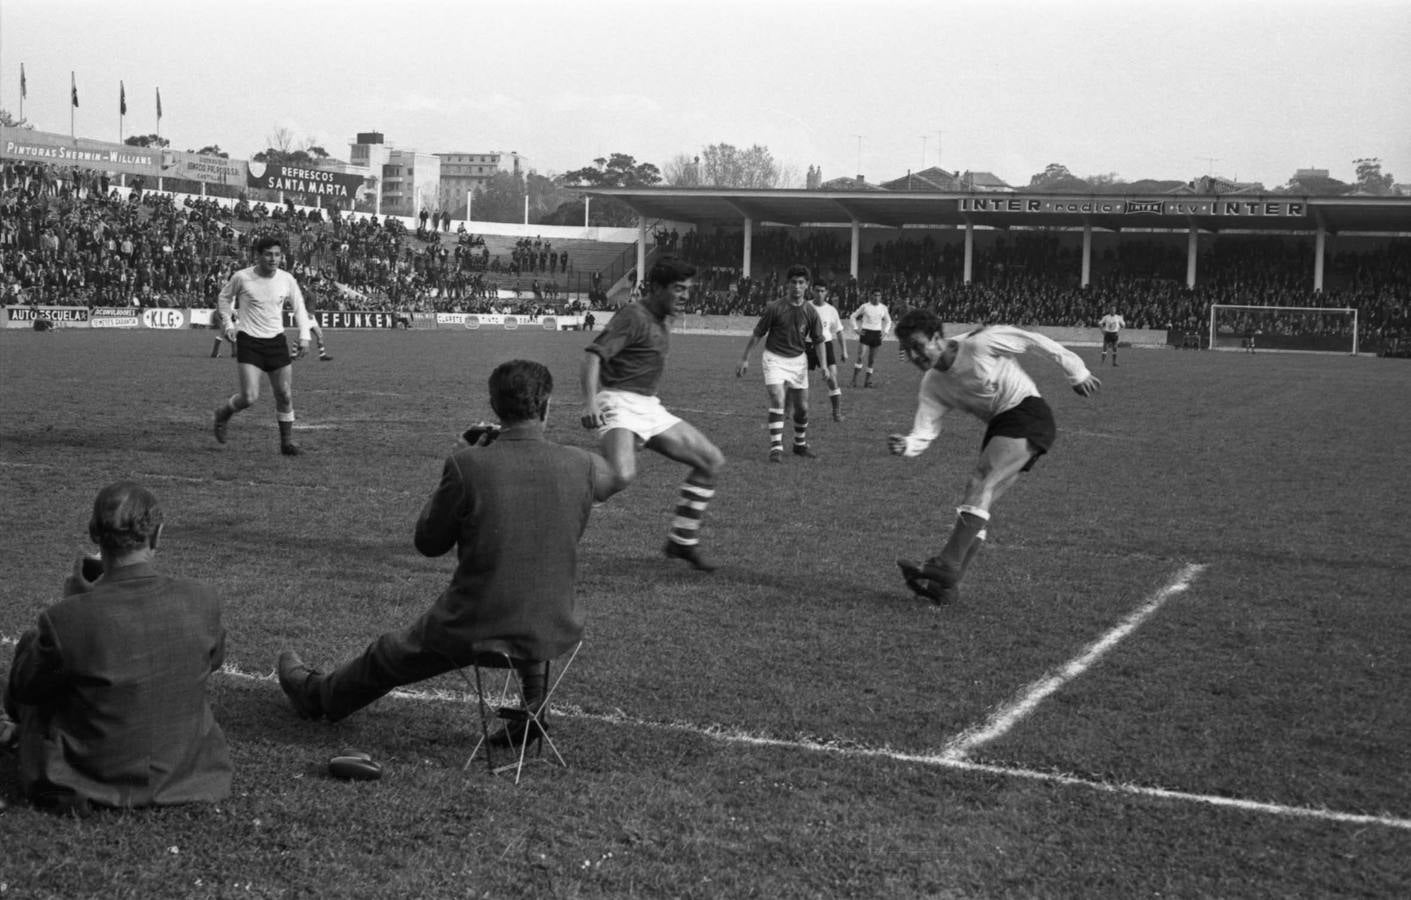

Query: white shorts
761 349 808 389
595 389 681 441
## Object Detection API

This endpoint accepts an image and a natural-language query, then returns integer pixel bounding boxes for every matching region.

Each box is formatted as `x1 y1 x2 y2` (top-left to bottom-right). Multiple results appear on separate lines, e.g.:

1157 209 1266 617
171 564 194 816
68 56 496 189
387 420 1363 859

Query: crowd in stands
1 162 575 315
3 160 1406 344
675 229 1409 344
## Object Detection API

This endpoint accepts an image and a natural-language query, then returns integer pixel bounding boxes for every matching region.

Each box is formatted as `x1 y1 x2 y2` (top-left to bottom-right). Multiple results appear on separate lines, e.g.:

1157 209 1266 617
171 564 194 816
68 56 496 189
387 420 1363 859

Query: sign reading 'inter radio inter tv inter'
958 196 1309 217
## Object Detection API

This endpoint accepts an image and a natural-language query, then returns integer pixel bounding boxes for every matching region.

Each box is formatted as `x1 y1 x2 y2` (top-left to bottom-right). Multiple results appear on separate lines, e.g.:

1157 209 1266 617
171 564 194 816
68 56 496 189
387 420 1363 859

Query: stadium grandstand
3 137 1409 354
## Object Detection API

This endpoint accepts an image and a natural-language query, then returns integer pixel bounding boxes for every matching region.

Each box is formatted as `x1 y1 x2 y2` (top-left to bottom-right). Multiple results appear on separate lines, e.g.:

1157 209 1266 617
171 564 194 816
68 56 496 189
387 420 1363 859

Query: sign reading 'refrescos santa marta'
245 161 364 199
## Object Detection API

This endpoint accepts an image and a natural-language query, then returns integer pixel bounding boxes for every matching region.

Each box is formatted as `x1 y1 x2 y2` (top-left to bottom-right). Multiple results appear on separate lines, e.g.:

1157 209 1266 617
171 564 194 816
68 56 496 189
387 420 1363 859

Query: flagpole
71 72 76 139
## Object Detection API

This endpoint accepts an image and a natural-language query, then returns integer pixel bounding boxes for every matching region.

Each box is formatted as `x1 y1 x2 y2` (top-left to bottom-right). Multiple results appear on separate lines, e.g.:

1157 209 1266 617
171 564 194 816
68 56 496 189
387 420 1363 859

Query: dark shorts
236 332 293 373
1102 331 1119 346
982 396 1056 472
805 343 837 370
859 329 883 348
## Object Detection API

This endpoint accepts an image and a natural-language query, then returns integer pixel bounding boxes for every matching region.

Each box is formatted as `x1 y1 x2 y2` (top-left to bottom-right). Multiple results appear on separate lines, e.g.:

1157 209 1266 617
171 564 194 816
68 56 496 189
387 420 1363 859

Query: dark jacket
5 563 231 807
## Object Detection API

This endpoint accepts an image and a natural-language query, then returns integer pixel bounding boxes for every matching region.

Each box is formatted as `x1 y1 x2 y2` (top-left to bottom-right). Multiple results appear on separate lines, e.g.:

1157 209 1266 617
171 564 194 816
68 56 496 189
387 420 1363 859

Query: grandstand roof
581 187 1411 235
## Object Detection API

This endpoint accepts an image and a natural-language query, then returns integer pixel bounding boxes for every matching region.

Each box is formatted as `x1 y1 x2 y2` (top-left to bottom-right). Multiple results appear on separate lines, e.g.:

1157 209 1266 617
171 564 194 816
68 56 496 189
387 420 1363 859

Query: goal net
1207 304 1360 354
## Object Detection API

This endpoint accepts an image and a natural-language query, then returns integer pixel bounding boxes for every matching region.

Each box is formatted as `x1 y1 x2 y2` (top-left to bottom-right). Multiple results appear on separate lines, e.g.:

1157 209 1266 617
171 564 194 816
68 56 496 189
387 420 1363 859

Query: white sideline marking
940 562 1206 761
4 620 1409 832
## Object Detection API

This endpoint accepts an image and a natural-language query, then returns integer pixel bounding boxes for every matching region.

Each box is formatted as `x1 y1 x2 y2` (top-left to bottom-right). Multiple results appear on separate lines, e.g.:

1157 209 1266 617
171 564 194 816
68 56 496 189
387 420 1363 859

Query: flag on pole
19 64 26 99
71 72 79 108
120 81 127 116
156 87 162 120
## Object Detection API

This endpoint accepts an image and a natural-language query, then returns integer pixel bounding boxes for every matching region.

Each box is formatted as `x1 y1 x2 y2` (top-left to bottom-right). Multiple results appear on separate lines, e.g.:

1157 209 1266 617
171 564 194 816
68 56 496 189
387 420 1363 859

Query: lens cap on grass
328 750 382 781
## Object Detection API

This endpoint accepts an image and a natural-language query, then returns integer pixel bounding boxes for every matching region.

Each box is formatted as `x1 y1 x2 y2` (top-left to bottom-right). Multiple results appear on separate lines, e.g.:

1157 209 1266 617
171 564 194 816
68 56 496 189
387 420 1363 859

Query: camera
81 556 104 582
461 422 502 447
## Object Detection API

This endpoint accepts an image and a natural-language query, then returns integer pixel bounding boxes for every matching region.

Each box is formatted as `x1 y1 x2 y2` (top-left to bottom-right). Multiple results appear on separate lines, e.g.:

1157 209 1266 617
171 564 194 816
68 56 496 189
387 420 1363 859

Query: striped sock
768 407 784 452
793 416 809 448
668 478 715 546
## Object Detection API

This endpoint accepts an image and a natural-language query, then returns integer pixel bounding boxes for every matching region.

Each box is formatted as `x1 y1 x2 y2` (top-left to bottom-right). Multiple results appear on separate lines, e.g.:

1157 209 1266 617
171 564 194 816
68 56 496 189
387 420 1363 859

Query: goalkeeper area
1208 303 1360 354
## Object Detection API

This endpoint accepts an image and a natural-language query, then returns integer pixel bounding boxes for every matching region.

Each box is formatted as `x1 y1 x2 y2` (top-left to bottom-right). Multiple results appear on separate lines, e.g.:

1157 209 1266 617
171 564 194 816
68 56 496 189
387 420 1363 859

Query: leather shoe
487 716 549 749
277 650 324 719
664 540 718 572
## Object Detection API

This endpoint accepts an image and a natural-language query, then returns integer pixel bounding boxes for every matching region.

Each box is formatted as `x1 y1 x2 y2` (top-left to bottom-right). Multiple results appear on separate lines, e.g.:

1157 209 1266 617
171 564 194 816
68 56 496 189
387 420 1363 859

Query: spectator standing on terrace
806 280 848 422
212 234 313 456
889 311 1100 605
276 360 615 744
737 265 828 462
849 288 893 387
3 481 231 816
1098 307 1125 366
581 257 725 572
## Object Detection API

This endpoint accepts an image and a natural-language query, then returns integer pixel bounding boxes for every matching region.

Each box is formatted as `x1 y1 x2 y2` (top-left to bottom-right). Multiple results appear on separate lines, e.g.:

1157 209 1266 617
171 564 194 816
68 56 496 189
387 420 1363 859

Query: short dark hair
785 264 811 282
813 279 829 290
893 308 945 346
253 234 284 254
489 359 553 423
88 481 163 553
647 256 696 288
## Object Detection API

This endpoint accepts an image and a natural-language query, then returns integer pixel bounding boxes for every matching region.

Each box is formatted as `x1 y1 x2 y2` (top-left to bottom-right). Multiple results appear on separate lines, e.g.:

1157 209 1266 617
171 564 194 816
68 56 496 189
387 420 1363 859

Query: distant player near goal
889 311 1100 605
1098 308 1125 366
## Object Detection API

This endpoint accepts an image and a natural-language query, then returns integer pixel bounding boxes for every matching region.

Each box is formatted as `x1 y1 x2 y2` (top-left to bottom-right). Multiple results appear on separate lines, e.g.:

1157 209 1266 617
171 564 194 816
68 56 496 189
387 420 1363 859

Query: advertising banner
286 310 401 329
90 307 141 329
141 308 189 330
0 127 161 177
957 195 1308 219
247 162 364 201
162 150 244 184
5 305 91 328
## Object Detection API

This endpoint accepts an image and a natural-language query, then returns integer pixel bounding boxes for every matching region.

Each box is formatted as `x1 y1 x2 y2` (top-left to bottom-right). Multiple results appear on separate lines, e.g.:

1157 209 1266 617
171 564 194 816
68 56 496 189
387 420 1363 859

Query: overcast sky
3 0 1409 188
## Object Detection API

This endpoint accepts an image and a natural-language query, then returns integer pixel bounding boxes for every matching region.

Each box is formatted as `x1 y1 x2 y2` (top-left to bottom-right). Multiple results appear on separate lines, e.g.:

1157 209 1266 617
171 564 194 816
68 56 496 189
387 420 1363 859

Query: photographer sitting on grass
2 481 231 816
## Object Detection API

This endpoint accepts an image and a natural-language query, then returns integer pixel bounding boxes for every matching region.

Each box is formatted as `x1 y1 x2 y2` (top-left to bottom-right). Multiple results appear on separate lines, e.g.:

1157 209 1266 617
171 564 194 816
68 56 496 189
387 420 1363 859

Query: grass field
1 325 1409 899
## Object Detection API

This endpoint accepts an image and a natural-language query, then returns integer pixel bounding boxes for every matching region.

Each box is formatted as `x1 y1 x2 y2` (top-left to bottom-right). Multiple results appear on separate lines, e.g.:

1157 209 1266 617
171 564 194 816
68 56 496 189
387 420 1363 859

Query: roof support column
637 216 647 286
1314 226 1326 292
849 218 860 279
1081 224 1092 288
963 222 974 285
1185 226 1198 290
742 217 753 278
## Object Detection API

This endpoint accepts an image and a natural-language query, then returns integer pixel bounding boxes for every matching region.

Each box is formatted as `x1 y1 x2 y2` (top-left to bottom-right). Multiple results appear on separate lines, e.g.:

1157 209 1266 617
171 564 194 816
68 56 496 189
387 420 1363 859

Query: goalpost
1207 304 1360 355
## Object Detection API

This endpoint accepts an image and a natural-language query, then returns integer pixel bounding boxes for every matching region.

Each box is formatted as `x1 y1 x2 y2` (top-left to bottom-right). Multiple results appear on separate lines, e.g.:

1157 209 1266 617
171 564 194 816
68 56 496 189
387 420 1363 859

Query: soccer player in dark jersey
736 264 828 462
580 257 726 572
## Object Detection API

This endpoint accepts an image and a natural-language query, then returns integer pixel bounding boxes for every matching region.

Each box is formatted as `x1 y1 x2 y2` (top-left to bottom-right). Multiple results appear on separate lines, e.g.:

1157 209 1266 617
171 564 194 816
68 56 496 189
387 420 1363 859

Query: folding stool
459 640 581 784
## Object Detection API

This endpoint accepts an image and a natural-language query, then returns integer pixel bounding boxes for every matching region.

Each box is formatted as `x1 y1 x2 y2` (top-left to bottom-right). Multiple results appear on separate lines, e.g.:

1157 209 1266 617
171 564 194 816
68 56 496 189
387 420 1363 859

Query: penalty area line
1 638 1407 832
940 562 1206 761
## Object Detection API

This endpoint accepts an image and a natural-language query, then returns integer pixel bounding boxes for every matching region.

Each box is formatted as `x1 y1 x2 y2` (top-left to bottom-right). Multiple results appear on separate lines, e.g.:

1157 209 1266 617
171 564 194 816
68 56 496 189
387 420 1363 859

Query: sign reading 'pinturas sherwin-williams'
246 162 364 199
958 196 1309 217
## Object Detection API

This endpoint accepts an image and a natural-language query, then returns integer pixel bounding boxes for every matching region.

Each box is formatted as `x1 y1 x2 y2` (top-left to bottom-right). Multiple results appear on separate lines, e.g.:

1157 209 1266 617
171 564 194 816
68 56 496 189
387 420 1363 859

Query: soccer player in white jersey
806 280 848 422
212 234 313 455
888 309 1100 605
1098 307 1125 366
849 288 893 387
